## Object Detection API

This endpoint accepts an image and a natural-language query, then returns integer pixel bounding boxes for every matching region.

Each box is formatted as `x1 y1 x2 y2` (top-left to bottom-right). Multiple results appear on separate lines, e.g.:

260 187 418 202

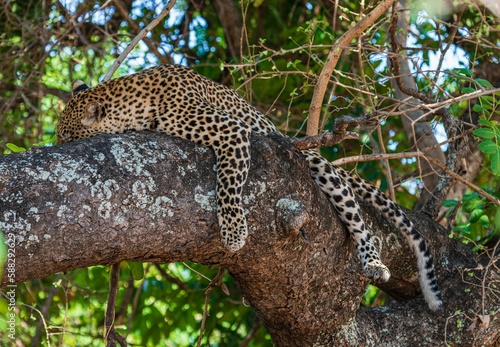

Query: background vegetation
0 0 499 345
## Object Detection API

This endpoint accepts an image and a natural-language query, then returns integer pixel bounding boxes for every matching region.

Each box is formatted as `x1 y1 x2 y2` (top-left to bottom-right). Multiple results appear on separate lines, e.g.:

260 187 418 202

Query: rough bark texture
0 133 498 346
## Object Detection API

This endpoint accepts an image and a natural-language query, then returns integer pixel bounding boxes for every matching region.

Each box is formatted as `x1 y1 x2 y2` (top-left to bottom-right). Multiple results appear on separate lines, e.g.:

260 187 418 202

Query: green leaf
0 232 6 278
462 193 482 212
475 78 494 88
491 150 500 176
6 143 26 153
127 261 144 280
33 134 57 147
478 214 490 228
478 96 494 110
494 206 500 234
478 118 494 127
443 199 459 207
478 140 498 154
473 104 485 112
454 223 471 234
469 208 484 223
461 87 475 94
454 68 473 77
473 128 496 139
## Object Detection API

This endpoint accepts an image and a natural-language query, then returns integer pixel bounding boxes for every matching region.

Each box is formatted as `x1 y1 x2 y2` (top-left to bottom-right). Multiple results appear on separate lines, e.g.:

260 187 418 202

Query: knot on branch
275 197 309 238
291 113 379 151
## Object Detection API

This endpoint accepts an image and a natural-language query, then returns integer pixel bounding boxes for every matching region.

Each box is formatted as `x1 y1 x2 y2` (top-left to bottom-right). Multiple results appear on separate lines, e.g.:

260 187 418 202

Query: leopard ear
81 102 104 127
71 80 89 95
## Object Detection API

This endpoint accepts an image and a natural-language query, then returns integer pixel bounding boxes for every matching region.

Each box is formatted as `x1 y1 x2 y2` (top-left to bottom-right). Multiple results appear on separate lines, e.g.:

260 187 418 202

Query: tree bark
212 0 242 62
0 133 498 346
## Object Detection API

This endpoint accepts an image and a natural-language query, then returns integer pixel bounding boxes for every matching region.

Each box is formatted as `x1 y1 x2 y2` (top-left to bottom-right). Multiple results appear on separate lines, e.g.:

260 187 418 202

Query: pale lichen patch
90 179 120 219
57 205 70 218
243 193 256 205
28 207 40 222
131 180 155 209
195 146 209 154
0 191 24 205
149 196 174 219
57 183 68 193
98 201 112 219
27 234 39 247
1 211 31 239
276 198 302 211
194 187 217 212
177 165 186 176
243 181 268 212
175 147 188 159
109 138 166 177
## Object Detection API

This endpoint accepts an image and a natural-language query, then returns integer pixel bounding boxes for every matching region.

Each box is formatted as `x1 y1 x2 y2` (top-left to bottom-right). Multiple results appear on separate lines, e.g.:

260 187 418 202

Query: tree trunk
0 133 498 346
390 0 446 209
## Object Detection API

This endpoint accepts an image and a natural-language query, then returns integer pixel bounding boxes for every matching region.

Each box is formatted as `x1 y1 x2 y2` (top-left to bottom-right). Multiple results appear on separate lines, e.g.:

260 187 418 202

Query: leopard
56 64 443 311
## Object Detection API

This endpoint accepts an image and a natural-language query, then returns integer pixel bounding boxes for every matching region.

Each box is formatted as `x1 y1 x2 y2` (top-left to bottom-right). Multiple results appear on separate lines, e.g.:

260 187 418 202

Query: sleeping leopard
56 64 442 311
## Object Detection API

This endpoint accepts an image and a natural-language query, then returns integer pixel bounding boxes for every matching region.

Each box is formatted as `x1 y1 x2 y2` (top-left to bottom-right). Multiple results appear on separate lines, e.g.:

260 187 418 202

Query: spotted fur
57 64 442 310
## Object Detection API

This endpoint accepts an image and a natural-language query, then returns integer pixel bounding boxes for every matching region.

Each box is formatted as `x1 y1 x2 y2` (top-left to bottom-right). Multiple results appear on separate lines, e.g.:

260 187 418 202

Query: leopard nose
56 136 65 145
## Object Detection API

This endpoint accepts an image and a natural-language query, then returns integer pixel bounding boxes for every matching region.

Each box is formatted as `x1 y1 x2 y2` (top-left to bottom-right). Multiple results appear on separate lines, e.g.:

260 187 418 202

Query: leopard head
56 80 106 144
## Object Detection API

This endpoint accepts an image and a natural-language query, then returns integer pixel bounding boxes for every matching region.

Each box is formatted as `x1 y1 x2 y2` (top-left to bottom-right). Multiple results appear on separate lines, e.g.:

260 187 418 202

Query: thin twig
291 131 361 150
30 273 63 346
389 3 469 217
196 268 225 347
12 302 52 347
240 316 262 347
154 264 189 290
102 0 177 82
332 126 475 165
182 262 212 282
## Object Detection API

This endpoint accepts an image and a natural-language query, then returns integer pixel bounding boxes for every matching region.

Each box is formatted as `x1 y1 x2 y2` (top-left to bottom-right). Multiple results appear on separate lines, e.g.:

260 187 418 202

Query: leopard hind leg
302 150 391 282
337 168 443 311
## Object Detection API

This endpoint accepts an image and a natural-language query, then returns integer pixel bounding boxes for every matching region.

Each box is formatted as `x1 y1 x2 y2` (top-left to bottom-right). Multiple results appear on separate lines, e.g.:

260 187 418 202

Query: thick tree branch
0 133 497 345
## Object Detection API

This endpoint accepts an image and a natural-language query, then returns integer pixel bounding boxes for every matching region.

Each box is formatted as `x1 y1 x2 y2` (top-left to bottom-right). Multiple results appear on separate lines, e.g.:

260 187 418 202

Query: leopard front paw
220 221 248 252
